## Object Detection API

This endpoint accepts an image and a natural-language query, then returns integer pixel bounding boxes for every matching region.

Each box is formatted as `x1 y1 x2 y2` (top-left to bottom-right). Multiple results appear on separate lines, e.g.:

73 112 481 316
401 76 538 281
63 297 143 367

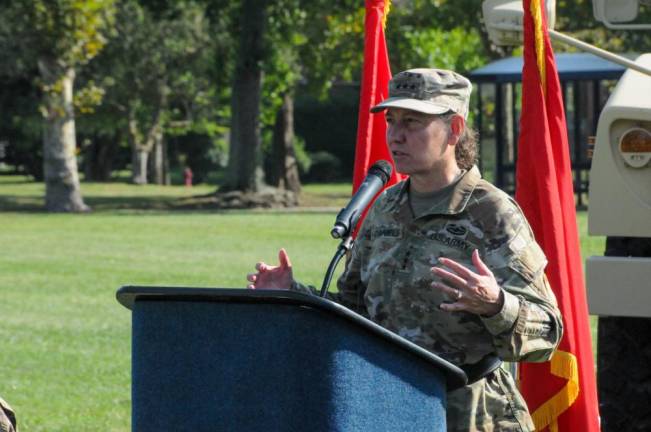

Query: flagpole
487 21 651 77
548 30 651 77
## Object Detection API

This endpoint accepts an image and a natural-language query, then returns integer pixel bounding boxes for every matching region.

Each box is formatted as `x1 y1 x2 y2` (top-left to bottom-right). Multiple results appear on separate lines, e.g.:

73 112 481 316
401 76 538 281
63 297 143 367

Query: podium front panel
132 299 447 431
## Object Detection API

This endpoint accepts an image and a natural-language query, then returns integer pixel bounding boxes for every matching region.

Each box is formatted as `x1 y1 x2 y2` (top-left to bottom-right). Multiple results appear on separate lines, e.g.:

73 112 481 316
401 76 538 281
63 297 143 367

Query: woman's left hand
431 249 504 317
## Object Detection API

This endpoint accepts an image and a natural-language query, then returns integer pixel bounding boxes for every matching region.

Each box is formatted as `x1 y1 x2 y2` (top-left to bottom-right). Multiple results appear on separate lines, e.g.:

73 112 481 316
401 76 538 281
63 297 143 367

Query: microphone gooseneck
321 160 393 297
330 160 393 239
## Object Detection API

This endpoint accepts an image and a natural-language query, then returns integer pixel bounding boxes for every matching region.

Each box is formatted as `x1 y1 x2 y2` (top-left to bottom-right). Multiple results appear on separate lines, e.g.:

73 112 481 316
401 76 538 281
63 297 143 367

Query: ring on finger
456 289 462 301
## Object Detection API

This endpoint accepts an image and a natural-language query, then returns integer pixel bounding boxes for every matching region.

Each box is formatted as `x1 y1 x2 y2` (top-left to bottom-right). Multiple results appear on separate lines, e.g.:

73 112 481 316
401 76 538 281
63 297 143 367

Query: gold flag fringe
531 350 580 431
382 0 392 29
531 0 547 96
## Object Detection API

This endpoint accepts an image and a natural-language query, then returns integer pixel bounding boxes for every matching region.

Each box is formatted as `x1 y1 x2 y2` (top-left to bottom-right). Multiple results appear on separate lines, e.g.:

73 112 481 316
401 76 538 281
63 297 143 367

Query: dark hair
439 112 478 171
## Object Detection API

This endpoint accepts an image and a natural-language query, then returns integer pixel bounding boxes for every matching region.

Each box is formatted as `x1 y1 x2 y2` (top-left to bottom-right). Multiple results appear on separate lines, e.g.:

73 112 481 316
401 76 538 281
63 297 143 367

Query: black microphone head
368 160 392 184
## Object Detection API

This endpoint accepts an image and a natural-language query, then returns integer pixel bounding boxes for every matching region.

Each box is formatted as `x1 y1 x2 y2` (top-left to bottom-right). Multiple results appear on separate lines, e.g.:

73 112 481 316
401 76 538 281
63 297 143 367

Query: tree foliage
83 0 219 184
1 0 650 198
0 0 115 73
0 0 116 211
555 1 651 53
222 0 365 194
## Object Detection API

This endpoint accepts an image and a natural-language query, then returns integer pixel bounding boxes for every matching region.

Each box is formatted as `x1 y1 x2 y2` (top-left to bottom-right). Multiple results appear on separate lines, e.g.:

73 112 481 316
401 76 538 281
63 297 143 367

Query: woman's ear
448 115 466 146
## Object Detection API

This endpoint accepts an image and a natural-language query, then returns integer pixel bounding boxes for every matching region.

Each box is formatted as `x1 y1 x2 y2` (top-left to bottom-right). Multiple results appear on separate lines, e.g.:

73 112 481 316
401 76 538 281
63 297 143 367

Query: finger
471 249 493 276
437 256 477 280
246 273 257 283
255 262 268 272
247 283 255 289
279 248 292 270
432 281 462 300
440 301 466 313
432 266 467 289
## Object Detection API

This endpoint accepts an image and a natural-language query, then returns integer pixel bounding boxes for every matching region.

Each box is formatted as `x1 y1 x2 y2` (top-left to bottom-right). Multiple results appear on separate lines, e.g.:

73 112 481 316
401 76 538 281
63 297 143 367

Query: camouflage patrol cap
371 68 472 119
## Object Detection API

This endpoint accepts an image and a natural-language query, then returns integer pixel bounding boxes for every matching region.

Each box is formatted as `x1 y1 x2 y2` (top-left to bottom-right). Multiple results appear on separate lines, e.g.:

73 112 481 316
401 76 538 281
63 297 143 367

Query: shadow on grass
0 175 349 213
0 194 190 213
0 193 343 214
0 178 38 186
0 196 44 212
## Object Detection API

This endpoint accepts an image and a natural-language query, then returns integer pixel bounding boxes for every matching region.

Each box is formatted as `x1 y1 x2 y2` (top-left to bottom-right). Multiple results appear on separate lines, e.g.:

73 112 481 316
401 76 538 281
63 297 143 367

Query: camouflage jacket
293 166 563 431
0 397 16 432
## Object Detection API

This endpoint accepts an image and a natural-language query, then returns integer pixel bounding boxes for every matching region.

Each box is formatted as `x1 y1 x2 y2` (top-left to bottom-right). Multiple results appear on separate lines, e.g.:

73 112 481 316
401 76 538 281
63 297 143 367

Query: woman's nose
387 123 405 145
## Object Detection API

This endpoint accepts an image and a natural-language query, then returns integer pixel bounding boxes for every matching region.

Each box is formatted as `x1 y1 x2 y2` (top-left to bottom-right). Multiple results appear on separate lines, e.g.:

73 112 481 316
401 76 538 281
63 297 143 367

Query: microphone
331 160 393 239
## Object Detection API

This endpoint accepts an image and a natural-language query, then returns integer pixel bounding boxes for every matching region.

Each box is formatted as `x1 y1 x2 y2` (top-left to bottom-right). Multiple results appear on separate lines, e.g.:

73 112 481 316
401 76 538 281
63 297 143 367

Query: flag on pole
353 0 403 203
516 1 600 431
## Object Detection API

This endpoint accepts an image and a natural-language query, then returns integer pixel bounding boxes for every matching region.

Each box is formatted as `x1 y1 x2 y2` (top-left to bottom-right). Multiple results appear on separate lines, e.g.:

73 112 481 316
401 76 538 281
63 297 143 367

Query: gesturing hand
431 249 504 317
247 249 294 290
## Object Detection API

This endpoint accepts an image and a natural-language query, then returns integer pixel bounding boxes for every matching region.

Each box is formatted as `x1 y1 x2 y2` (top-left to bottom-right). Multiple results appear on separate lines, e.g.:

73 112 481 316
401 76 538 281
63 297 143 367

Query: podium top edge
117 285 320 310
116 285 467 389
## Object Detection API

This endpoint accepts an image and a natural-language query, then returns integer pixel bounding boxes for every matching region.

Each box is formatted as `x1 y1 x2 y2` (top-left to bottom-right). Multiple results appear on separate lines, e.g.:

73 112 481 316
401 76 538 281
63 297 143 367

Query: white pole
548 29 651 78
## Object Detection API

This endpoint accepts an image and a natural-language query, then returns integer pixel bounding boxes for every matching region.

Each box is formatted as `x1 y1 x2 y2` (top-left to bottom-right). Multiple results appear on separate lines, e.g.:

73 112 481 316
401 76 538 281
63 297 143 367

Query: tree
385 0 513 68
265 0 366 192
0 0 116 212
222 0 270 193
83 0 216 185
221 0 364 198
269 93 301 192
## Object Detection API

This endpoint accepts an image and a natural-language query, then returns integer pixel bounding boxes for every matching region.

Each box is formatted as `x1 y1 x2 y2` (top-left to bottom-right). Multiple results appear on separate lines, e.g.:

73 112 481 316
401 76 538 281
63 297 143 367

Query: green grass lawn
0 174 353 212
0 175 605 431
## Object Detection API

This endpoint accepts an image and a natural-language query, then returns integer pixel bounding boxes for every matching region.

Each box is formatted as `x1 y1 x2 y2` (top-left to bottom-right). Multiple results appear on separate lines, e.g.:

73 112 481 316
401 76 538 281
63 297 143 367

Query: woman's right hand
247 248 294 290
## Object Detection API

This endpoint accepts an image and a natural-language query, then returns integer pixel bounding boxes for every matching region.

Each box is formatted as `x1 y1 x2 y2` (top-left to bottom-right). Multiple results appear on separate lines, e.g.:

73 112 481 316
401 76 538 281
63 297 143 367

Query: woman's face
385 108 454 177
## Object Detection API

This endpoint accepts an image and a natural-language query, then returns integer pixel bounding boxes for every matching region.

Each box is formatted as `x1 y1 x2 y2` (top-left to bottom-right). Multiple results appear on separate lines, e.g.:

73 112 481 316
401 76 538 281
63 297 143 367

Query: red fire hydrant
184 167 193 187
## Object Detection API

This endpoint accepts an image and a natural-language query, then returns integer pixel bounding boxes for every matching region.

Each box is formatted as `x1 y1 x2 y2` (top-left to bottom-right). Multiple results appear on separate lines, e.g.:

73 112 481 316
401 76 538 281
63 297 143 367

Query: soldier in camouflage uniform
247 69 563 431
0 397 17 432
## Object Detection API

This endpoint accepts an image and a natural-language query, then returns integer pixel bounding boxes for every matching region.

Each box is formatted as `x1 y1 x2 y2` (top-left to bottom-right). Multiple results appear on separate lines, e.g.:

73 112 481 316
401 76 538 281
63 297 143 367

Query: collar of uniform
386 165 481 216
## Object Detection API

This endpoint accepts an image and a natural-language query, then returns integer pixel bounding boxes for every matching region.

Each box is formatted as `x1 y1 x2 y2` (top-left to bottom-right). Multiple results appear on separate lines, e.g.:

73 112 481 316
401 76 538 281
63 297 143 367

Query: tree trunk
132 147 149 185
270 93 301 193
150 128 166 185
223 0 268 193
128 114 148 184
163 137 170 185
128 108 163 185
504 84 515 163
149 83 169 185
38 59 89 212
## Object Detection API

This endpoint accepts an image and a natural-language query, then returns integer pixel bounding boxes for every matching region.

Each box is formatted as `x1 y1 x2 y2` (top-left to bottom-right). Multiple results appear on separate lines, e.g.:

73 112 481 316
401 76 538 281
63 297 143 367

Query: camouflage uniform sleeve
478 197 564 363
288 213 373 317
330 201 380 317
289 265 367 317
289 194 383 316
288 248 368 316
289 280 319 296
332 241 369 317
0 397 17 432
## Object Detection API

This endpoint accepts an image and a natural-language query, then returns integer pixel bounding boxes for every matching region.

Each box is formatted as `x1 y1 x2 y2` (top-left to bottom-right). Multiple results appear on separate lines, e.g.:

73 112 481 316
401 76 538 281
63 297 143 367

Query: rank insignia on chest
444 223 468 237
372 225 403 239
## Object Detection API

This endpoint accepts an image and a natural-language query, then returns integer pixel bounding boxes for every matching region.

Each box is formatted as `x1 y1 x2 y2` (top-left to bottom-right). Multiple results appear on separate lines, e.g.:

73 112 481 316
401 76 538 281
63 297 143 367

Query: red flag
516 1 600 430
353 0 403 204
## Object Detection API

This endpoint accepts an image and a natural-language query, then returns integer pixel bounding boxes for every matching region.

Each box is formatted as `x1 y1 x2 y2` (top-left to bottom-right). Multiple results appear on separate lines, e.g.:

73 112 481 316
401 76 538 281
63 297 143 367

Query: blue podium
117 286 467 432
